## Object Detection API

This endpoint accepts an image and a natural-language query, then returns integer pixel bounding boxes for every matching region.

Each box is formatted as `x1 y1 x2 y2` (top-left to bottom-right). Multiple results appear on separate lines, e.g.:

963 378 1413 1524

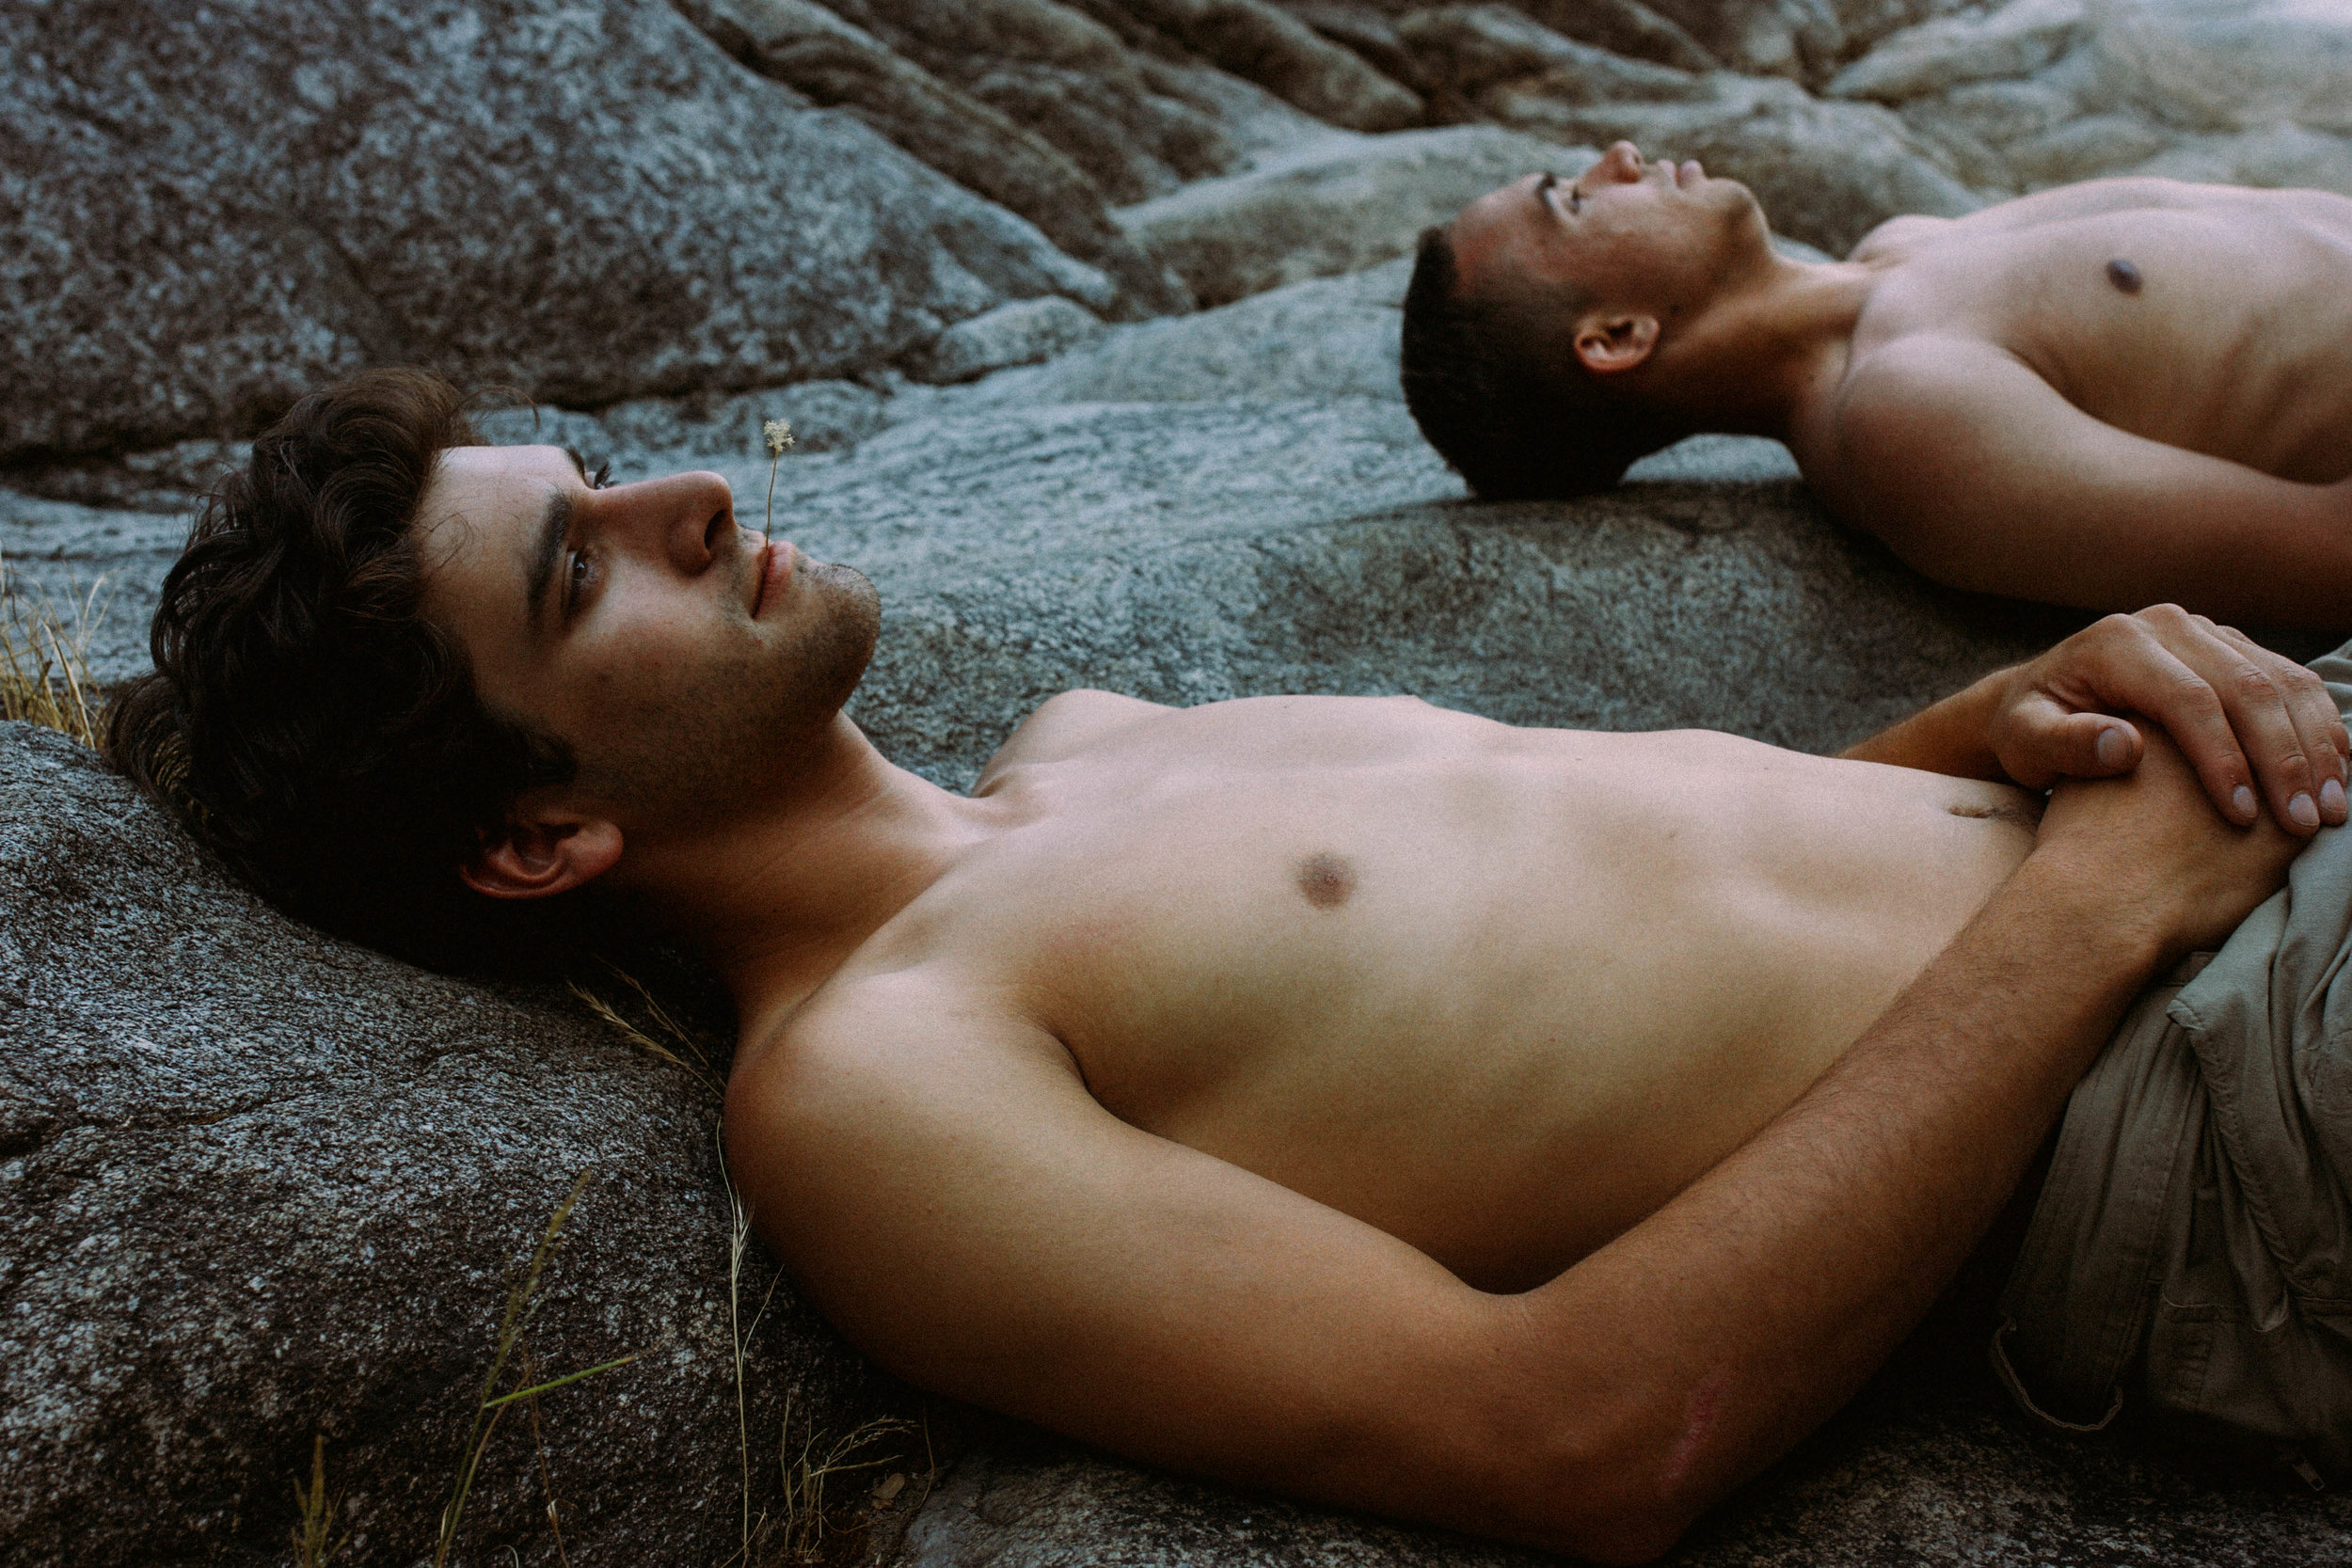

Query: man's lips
752 538 796 617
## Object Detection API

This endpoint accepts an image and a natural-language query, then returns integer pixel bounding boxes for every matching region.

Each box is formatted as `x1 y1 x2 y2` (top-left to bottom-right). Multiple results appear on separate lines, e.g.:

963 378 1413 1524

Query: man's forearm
1838 670 2008 779
1491 855 2161 1561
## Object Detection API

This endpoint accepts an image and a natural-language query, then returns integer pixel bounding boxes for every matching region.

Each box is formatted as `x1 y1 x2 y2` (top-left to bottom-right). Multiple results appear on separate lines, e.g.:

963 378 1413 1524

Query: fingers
2042 608 2340 833
2162 616 2335 832
1993 692 2140 789
2033 615 2265 824
2210 623 2349 825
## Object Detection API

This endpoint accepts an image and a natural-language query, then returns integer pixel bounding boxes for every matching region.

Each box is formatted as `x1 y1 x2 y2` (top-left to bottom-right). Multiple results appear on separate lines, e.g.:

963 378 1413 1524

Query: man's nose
1596 141 1645 182
616 468 737 575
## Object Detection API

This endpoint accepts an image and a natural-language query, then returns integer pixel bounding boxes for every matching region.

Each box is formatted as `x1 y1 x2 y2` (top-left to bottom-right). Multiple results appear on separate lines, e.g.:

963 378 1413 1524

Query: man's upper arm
724 975 1639 1556
1827 337 2350 626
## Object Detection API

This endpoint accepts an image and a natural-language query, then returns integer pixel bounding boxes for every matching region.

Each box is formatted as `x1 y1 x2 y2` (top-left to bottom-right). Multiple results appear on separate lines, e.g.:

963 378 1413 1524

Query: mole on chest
1296 851 1356 910
2105 257 2143 294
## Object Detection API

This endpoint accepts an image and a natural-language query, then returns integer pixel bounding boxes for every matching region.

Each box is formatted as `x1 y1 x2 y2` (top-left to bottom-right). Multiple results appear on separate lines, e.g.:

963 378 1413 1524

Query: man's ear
1572 311 1661 374
462 813 625 900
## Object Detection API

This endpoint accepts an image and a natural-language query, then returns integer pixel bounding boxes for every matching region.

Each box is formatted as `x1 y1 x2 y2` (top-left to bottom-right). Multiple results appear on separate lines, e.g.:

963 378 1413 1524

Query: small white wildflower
761 417 796 541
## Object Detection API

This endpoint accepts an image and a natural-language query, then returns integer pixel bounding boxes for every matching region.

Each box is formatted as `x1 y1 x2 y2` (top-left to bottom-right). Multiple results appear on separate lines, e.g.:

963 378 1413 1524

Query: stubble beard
596 560 882 826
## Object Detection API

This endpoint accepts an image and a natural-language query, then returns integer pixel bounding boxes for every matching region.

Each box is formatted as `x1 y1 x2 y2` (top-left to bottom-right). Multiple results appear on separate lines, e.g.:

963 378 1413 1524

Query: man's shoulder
724 963 1075 1195
1847 213 1953 263
741 964 1059 1103
978 688 1175 782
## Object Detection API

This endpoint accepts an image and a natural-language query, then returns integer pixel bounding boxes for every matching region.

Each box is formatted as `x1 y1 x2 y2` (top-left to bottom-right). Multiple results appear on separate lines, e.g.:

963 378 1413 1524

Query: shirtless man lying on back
114 372 2352 1560
1404 147 2352 628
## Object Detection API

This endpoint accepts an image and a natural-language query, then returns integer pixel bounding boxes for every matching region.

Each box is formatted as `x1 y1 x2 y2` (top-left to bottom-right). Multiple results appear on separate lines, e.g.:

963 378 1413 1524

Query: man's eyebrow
524 485 573 634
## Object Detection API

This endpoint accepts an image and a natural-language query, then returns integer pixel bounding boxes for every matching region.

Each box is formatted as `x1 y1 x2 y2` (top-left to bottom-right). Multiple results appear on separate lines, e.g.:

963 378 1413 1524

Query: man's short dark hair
1400 226 1677 499
105 368 582 973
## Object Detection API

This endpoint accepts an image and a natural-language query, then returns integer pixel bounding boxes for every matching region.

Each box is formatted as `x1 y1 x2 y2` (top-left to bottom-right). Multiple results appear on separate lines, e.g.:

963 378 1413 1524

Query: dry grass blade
437 1169 636 1568
290 1433 348 1567
777 1395 914 1562
568 964 723 1098
517 1338 577 1568
599 958 718 1075
718 1124 787 1564
0 552 108 748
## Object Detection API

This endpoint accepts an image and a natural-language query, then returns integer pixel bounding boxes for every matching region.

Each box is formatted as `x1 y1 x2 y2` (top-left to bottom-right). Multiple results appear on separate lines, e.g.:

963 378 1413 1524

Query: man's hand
1844 606 2348 835
2035 726 2305 957
1988 606 2347 834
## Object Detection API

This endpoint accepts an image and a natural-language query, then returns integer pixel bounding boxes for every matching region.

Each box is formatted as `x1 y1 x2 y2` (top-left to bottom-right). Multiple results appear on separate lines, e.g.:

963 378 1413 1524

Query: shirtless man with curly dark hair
109 368 2352 1560
1405 147 2352 629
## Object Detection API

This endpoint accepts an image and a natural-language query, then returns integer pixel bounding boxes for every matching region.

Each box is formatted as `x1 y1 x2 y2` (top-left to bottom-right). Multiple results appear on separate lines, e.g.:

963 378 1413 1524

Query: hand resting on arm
1843 603 2349 833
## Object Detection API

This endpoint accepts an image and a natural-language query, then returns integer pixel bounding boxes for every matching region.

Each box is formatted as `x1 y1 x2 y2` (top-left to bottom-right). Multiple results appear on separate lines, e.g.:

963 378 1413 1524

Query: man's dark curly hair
104 368 583 973
1400 226 1679 499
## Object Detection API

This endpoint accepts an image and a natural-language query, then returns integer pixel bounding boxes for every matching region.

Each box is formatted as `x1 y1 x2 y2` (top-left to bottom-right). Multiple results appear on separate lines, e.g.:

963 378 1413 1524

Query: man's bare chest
1852 204 2352 480
842 717 2036 1285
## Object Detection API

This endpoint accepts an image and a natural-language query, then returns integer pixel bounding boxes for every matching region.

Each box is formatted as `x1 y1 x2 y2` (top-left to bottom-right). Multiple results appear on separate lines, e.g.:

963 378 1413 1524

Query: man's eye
567 550 593 600
1568 187 1582 214
590 459 612 490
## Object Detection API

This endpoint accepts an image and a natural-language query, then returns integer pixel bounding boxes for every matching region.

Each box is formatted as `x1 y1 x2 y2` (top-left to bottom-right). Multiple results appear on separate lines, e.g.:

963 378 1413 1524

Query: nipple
1296 851 1356 910
2105 258 2142 294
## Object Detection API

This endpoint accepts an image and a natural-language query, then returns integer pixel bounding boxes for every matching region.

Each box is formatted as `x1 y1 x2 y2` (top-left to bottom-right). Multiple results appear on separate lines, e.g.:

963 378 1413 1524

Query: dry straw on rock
0 554 105 747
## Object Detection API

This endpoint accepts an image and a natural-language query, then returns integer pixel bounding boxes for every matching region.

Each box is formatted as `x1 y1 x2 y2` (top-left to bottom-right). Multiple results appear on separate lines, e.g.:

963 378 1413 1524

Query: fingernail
2291 792 2320 831
2094 726 2128 769
2233 785 2257 820
2325 778 2346 818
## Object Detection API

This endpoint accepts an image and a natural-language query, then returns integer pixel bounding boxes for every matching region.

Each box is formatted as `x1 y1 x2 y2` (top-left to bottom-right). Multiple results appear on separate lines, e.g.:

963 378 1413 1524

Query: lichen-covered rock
1396 3 1720 103
899 297 1109 383
0 0 1116 466
1120 0 1427 130
1115 124 1581 306
1275 0 1438 88
2130 122 2352 201
674 0 1192 315
0 723 899 1568
1826 0 2086 104
1635 0 1849 81
1506 0 1724 73
0 495 190 684
2082 0 2352 135
2002 111 2176 186
908 256 1414 410
1900 75 2080 152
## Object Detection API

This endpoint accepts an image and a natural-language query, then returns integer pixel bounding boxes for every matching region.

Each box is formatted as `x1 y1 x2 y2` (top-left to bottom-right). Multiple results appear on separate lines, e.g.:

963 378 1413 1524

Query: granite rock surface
0 722 899 1568
0 0 1127 467
1114 123 1586 306
674 0 1193 313
1834 0 2352 198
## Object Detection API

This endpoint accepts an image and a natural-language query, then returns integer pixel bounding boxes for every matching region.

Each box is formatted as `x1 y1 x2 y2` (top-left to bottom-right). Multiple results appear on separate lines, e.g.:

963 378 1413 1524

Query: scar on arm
1659 1368 1729 1499
1296 851 1355 909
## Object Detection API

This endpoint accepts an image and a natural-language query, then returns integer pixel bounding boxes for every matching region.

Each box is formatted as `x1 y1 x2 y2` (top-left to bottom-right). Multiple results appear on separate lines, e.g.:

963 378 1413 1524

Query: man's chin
793 559 882 717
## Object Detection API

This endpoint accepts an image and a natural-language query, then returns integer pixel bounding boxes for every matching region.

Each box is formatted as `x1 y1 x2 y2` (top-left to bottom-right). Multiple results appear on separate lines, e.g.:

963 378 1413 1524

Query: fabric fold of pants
1997 640 2352 1471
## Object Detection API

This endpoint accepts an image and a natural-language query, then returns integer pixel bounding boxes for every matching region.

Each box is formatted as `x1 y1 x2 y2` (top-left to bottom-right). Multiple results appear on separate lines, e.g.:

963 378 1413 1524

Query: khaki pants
1995 641 2352 1474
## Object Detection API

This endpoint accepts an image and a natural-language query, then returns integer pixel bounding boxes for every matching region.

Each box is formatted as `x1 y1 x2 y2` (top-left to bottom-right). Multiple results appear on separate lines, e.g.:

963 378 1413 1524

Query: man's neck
624 717 1001 1030
1644 255 1876 444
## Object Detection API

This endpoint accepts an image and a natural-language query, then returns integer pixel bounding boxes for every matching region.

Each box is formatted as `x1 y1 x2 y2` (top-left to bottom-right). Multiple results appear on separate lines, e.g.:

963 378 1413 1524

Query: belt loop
1990 1317 2125 1433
